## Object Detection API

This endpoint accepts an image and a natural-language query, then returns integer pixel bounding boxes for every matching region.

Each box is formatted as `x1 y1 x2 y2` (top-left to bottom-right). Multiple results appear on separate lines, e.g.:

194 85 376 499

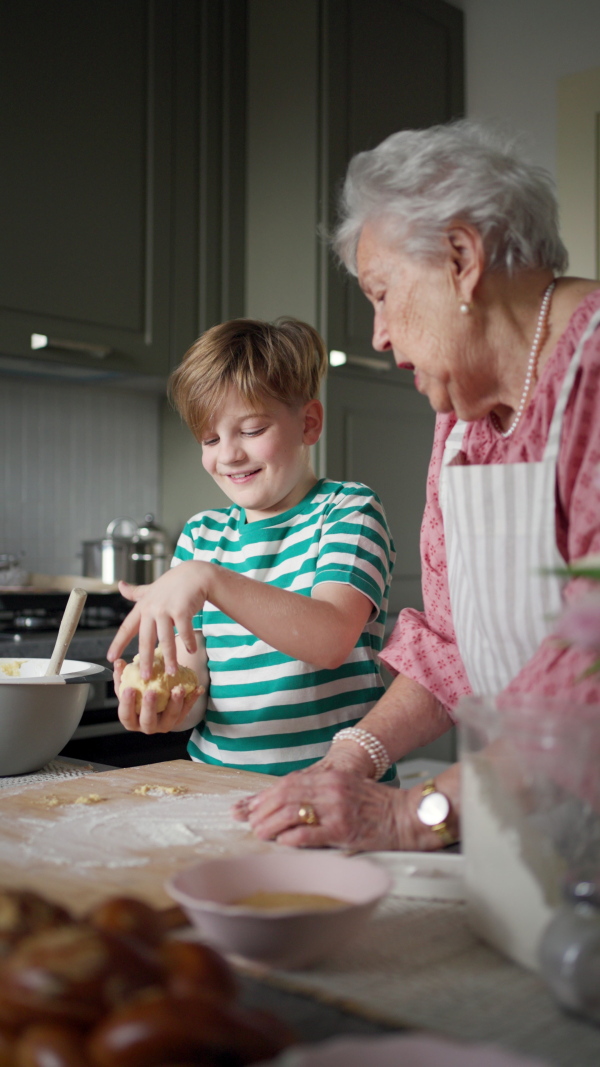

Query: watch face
418 790 450 827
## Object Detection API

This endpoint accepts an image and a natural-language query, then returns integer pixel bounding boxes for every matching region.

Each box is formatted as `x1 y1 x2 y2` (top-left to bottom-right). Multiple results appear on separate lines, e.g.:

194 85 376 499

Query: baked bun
86 898 164 950
0 924 161 1028
0 891 72 958
87 990 292 1067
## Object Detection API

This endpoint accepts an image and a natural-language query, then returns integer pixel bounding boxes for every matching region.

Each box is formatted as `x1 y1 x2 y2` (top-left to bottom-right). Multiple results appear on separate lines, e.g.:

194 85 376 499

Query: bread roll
0 924 161 1028
86 898 164 950
0 891 71 957
15 1023 91 1067
160 940 237 1002
88 990 292 1067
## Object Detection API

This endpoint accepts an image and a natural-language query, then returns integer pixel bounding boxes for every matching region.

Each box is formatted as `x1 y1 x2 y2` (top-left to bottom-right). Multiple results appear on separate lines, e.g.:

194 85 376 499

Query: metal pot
0 552 28 588
81 516 172 586
81 518 138 585
130 514 173 584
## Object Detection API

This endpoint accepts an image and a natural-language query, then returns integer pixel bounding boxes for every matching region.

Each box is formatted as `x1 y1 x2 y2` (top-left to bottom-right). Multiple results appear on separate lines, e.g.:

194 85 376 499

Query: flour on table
12 791 253 869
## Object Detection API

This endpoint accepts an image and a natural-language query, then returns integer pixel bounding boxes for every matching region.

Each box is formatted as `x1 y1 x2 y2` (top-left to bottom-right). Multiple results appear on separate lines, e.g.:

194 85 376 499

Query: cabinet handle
30 333 112 359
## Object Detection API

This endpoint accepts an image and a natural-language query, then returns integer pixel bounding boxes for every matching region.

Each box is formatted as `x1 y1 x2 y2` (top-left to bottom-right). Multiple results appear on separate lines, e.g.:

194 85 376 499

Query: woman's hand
231 745 376 827
233 770 443 851
233 769 402 850
107 561 212 678
113 658 205 735
233 763 462 851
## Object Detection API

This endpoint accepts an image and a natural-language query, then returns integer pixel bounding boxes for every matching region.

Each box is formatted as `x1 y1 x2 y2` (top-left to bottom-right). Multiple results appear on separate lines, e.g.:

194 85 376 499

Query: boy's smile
201 386 322 522
226 469 261 483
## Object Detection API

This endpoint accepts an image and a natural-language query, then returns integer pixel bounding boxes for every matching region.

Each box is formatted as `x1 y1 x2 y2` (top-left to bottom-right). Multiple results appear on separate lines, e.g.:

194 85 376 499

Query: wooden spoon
44 588 88 676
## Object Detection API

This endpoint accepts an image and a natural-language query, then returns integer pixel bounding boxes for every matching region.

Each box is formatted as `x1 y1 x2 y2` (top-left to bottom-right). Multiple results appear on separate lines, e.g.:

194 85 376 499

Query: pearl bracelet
331 726 391 781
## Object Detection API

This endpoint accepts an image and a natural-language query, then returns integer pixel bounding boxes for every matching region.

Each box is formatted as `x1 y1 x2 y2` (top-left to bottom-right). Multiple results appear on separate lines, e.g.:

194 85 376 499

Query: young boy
108 318 396 780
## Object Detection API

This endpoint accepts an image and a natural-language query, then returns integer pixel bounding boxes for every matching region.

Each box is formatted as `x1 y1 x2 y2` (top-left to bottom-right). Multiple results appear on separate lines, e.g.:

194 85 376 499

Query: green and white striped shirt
172 479 395 778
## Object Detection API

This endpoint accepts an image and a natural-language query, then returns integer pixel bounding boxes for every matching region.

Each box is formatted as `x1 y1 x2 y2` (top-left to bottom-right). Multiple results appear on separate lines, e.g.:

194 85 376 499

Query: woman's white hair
333 120 568 276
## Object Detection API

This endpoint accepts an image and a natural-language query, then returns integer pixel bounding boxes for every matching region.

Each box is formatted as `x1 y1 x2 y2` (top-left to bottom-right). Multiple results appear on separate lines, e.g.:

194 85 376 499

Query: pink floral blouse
380 289 600 714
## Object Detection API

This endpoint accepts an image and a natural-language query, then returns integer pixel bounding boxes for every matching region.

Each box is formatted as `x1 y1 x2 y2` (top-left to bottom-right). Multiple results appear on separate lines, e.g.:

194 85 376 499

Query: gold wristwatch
416 778 455 845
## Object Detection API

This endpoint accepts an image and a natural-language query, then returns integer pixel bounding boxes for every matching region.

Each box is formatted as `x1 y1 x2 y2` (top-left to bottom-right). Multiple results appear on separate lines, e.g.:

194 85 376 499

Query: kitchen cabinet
322 0 464 363
326 369 435 616
0 0 246 380
322 0 463 615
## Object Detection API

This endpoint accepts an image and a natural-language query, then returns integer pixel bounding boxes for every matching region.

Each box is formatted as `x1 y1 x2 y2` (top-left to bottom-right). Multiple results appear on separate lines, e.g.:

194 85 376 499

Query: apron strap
543 305 600 463
442 418 469 466
439 418 469 516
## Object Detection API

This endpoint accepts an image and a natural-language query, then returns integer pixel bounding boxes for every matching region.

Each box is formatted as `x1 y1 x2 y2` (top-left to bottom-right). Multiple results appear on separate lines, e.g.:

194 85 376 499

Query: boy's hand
113 657 204 735
107 561 211 678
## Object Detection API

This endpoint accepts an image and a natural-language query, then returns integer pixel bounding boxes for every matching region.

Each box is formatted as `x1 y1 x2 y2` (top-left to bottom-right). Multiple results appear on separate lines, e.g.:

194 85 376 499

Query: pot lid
106 517 138 538
133 513 172 551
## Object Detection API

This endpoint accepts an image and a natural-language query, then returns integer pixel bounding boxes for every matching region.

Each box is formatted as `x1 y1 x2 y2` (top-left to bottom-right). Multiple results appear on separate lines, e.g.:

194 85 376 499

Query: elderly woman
235 120 600 852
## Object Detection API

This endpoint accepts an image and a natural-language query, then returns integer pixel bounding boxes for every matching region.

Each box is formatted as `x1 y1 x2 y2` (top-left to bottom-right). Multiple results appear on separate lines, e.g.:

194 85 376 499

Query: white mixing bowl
0 658 111 776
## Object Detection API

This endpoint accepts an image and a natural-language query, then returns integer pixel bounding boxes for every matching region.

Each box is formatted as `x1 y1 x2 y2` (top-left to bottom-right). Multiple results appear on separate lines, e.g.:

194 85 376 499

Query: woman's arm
231 672 454 837
302 672 454 778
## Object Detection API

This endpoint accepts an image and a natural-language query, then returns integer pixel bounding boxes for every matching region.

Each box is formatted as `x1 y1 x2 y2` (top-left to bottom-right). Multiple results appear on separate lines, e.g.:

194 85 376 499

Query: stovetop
0 626 133 660
0 589 130 646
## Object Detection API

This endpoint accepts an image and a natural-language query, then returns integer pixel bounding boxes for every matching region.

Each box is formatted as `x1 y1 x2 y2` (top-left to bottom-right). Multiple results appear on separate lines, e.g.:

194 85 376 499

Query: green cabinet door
0 0 246 380
322 0 464 362
0 0 172 376
322 0 463 615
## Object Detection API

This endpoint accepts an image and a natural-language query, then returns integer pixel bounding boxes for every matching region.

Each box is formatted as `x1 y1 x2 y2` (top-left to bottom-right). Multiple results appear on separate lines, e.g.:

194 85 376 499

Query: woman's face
356 222 495 420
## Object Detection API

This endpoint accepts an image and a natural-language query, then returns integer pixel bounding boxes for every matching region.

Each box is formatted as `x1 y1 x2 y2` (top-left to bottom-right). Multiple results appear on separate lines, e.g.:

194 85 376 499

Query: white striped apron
439 307 600 695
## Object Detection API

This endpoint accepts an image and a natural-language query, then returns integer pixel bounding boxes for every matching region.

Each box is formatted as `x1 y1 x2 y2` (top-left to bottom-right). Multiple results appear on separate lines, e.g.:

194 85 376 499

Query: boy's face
200 386 322 521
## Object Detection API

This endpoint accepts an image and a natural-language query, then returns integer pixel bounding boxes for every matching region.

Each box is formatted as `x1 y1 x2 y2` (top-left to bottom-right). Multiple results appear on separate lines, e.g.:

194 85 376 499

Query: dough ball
120 648 200 713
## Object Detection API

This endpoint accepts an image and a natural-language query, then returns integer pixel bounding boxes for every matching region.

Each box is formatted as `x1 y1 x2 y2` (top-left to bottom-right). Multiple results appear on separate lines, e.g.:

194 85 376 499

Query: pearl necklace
490 280 556 438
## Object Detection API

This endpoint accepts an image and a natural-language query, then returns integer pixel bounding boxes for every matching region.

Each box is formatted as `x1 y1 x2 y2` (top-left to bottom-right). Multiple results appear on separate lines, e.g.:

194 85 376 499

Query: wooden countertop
0 760 278 913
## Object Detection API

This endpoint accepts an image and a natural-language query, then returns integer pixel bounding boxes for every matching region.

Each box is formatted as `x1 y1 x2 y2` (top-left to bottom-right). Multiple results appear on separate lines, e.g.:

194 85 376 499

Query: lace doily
0 758 97 791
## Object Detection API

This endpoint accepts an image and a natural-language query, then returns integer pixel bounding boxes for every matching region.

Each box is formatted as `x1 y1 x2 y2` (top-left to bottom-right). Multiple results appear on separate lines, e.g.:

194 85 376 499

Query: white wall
0 378 159 577
454 0 600 177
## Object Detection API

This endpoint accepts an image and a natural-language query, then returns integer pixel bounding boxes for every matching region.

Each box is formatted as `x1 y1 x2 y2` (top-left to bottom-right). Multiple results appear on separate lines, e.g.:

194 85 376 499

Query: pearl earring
459 302 471 314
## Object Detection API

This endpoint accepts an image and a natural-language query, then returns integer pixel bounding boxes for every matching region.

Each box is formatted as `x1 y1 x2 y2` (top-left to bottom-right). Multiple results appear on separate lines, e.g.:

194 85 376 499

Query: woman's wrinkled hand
232 768 409 851
113 658 204 735
234 762 462 852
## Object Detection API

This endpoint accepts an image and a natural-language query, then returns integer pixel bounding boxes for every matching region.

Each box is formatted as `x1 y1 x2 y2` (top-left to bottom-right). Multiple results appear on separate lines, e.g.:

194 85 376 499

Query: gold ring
297 803 319 826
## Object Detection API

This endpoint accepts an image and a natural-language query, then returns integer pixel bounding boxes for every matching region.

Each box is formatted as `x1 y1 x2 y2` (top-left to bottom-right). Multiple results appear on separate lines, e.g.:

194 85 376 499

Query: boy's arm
107 560 373 679
115 632 208 735
170 632 209 731
205 566 374 667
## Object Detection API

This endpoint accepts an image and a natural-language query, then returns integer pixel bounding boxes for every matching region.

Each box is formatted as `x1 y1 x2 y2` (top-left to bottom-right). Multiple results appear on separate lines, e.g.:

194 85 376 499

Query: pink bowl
166 850 391 969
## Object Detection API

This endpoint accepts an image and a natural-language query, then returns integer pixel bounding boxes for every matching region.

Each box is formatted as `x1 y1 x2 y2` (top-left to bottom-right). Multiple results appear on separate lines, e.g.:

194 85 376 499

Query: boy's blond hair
168 317 328 439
